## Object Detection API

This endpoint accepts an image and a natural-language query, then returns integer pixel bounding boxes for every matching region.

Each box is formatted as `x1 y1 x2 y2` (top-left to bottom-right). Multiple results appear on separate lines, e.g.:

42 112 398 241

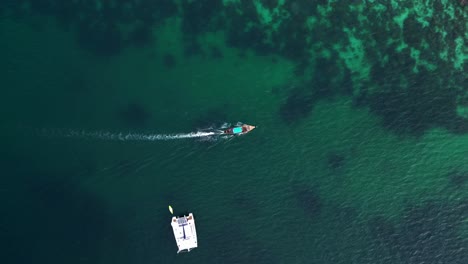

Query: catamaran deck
171 213 198 253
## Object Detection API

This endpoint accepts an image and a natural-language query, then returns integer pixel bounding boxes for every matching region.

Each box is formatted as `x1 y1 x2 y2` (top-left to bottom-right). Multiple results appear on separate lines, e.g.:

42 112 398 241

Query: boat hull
223 124 256 135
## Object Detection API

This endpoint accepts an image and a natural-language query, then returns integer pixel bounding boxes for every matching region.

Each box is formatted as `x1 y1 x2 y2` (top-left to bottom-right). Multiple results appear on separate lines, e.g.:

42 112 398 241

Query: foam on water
67 130 218 141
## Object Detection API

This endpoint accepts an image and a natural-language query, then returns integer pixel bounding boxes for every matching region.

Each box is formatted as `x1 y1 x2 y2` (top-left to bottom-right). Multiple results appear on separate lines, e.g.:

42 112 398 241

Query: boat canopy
233 127 243 134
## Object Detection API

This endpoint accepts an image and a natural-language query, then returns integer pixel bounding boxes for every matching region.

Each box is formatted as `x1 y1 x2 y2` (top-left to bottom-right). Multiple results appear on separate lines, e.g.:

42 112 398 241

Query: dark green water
1 2 467 264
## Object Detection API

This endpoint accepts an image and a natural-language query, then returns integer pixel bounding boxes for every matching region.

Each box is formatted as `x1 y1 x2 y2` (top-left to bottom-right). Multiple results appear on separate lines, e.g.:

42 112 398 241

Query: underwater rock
118 103 151 128
447 170 468 189
368 199 468 263
455 90 468 121
403 14 424 48
209 46 223 59
368 216 398 244
278 56 350 124
310 57 335 99
293 185 322 217
368 67 461 137
232 192 260 216
76 22 123 56
162 53 176 68
279 85 315 124
127 25 153 47
327 152 346 170
183 39 205 57
181 0 223 36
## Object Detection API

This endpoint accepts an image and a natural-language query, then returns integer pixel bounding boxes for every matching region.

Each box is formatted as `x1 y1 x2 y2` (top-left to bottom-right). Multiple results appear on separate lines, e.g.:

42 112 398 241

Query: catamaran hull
171 213 198 253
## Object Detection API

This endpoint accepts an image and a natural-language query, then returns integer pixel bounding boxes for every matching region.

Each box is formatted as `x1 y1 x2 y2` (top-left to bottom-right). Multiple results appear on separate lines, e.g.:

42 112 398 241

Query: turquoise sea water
1 4 467 264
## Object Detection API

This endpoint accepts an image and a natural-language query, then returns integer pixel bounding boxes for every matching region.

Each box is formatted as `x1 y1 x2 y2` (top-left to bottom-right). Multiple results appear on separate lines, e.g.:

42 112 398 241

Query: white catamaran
171 213 198 253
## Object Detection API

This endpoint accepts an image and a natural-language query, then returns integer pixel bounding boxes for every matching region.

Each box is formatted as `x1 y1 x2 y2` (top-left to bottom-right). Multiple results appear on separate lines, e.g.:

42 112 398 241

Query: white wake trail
66 130 218 141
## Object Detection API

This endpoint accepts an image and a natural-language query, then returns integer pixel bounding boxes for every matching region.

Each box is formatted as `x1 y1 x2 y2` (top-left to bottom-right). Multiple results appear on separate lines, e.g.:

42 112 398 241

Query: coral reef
279 54 352 123
216 0 467 133
4 0 466 134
